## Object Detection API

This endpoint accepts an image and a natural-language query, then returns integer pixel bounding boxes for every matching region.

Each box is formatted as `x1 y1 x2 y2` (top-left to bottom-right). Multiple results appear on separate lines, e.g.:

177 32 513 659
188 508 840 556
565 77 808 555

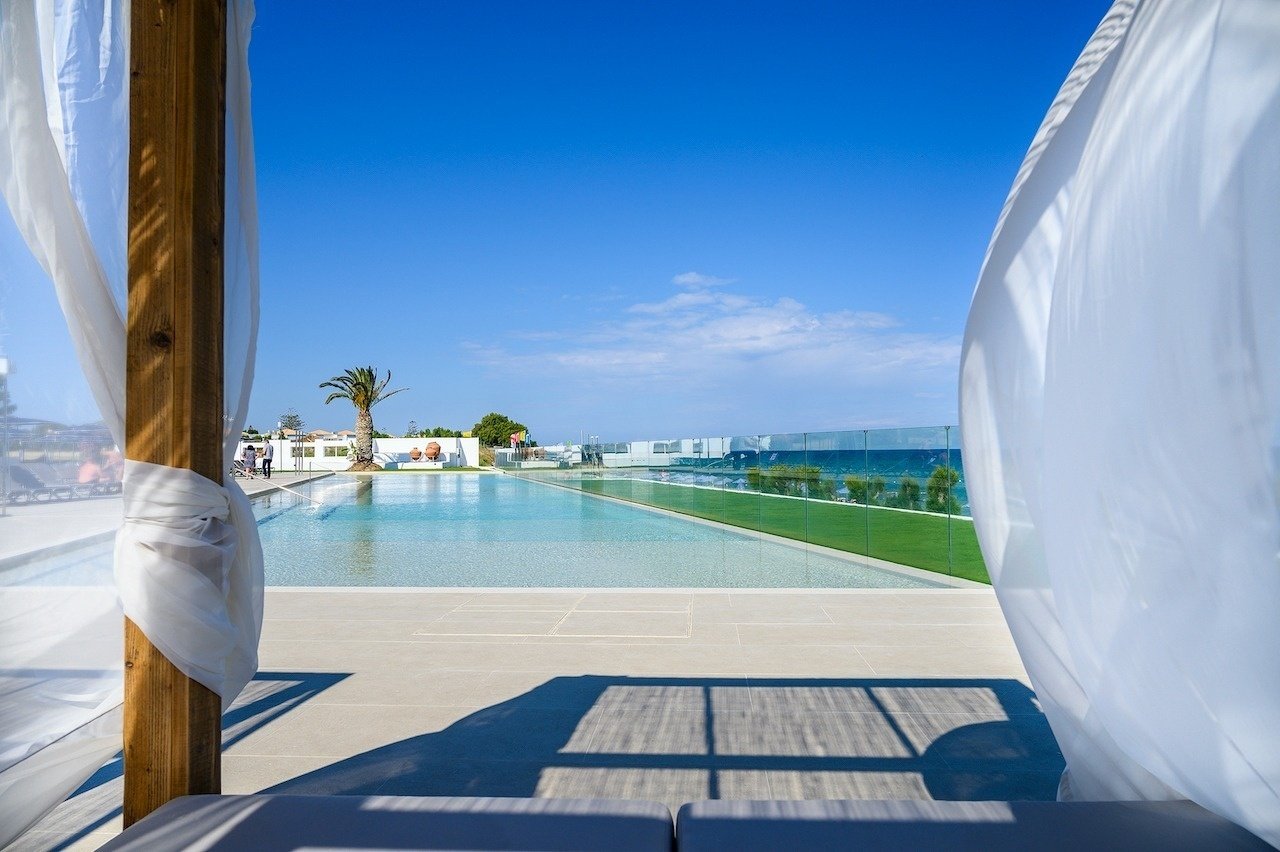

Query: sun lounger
7 465 67 502
95 793 1268 851
675 799 1269 851
96 794 676 851
5 463 119 503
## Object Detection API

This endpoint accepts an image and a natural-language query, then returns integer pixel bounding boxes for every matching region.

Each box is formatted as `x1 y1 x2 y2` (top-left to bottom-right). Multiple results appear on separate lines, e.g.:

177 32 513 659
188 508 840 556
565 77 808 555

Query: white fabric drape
960 0 1280 845
0 0 263 845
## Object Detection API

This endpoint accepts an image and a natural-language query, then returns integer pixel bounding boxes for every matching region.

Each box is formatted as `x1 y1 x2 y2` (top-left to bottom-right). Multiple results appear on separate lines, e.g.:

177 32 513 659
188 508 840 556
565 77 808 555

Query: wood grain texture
124 0 227 827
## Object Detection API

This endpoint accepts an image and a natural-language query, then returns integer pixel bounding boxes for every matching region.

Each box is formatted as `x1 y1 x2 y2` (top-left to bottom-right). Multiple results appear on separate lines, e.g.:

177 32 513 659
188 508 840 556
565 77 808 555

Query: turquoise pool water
254 474 942 588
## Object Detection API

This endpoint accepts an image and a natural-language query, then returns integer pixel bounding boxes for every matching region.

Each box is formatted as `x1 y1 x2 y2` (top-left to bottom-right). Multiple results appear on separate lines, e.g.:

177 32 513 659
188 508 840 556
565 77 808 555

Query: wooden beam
124 0 227 827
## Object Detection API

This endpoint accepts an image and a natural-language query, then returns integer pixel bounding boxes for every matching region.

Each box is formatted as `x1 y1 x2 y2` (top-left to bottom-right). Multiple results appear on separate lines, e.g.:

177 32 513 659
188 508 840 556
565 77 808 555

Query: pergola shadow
265 675 1063 805
25 671 349 851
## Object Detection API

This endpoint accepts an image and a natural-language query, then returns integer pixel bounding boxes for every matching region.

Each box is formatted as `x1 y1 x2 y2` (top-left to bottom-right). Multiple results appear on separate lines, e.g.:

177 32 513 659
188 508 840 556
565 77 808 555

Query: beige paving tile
591 681 752 713
767 770 933 799
431 608 570 624
584 645 744 677
951 623 1020 646
264 592 473 620
22 830 122 852
466 670 569 708
413 619 559 637
747 683 881 714
574 591 692 611
225 703 471 758
825 605 1009 626
735 644 875 677
884 591 1000 607
714 709 916 758
554 610 691 638
256 639 365 671
364 641 539 670
535 767 711 805
222 754 338 793
262 618 439 641
889 710 1012 754
819 604 933 624
870 684 1016 717
22 777 123 843
698 603 833 625
856 644 1029 680
407 632 539 644
690 592 733 608
310 668 489 706
731 592 855 607
453 591 584 609
566 706 708 755
739 622 1008 647
259 637 521 671
715 770 775 799
523 621 740 645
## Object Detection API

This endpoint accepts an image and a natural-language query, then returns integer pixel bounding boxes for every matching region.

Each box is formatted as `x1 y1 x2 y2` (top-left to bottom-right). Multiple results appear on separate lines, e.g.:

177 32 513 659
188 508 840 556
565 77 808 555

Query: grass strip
575 478 989 584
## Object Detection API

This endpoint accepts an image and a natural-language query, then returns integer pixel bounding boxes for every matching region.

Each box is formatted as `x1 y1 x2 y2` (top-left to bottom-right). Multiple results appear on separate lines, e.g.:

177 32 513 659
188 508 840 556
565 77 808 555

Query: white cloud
468 275 961 434
671 271 733 289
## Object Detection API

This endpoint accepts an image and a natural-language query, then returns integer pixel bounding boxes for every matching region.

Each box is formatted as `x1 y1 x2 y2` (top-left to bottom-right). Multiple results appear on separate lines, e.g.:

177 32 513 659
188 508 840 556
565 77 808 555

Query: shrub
473 412 529 447
891 476 922 510
925 465 962 514
843 475 886 505
747 465 826 497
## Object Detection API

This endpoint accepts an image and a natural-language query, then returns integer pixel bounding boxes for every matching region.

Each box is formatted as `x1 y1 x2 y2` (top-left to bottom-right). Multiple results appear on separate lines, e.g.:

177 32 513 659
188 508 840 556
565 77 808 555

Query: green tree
925 465 962 514
844 474 887 504
845 475 867 503
320 367 407 469
473 412 528 447
807 476 835 501
279 409 304 437
0 375 14 420
891 476 922 510
870 476 887 503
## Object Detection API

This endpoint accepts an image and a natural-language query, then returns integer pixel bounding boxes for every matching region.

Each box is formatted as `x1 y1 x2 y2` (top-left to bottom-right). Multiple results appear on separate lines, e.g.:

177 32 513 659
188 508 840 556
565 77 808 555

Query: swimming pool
254 473 944 588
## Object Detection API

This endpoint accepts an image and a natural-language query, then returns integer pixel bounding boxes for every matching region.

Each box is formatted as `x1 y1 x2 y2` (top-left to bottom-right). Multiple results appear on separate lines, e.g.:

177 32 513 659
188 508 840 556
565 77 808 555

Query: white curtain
0 0 263 845
960 0 1279 846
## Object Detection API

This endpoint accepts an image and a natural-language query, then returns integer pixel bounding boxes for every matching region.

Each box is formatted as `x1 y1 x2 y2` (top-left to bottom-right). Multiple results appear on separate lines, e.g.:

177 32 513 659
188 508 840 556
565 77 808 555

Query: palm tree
319 367 407 470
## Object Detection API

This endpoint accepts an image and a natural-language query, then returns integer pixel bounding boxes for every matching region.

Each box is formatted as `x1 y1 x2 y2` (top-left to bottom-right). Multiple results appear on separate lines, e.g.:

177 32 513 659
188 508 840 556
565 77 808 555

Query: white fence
234 436 481 472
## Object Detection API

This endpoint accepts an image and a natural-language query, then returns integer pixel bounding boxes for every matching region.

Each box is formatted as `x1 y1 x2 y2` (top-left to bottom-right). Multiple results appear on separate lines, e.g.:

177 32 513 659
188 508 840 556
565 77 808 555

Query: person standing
242 443 256 476
262 440 274 479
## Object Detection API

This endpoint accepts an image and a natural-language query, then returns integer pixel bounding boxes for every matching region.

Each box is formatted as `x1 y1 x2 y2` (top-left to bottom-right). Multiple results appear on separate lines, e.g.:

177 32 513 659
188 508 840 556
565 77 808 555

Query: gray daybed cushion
96 794 675 851
676 799 1269 851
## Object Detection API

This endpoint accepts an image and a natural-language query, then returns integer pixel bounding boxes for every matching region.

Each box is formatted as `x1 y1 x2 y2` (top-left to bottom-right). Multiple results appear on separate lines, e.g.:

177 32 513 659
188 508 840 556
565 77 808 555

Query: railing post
124 0 227 826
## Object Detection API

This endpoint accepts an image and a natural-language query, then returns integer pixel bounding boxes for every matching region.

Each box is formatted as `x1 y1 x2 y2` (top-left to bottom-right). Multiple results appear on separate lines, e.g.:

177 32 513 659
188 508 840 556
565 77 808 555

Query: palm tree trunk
356 409 374 463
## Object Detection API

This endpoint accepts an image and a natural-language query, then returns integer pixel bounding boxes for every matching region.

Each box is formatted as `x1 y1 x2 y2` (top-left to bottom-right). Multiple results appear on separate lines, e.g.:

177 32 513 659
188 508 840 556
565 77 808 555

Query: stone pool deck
21 586 1059 851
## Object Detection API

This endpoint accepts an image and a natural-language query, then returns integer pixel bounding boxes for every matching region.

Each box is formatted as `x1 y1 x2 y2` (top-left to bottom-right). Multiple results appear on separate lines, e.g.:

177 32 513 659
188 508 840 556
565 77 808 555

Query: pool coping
264 584 995 594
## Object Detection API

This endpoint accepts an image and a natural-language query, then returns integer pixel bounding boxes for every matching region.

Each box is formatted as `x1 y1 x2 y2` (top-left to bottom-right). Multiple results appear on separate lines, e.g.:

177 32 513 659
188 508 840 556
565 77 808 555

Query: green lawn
575 478 989 584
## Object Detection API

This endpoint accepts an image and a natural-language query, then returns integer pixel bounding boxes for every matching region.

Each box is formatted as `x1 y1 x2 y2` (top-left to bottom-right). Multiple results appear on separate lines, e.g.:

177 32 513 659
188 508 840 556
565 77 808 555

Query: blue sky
1 1 1110 442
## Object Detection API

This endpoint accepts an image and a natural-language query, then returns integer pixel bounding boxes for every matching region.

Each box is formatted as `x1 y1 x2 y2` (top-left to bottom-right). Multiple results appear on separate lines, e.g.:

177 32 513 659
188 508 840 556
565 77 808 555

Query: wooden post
124 0 227 827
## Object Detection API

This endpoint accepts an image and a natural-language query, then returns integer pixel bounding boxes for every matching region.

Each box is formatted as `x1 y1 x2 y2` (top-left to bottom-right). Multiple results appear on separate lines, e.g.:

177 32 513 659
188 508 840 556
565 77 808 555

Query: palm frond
320 366 408 409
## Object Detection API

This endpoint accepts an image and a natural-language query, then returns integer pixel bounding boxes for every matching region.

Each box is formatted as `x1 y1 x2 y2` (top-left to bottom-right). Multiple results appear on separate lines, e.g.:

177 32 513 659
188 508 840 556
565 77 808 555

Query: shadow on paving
20 671 350 851
265 676 1063 805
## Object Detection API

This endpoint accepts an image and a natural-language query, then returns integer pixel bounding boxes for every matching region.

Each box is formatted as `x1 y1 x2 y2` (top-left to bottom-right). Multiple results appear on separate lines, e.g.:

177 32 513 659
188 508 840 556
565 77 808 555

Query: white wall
234 436 482 472
371 437 481 468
